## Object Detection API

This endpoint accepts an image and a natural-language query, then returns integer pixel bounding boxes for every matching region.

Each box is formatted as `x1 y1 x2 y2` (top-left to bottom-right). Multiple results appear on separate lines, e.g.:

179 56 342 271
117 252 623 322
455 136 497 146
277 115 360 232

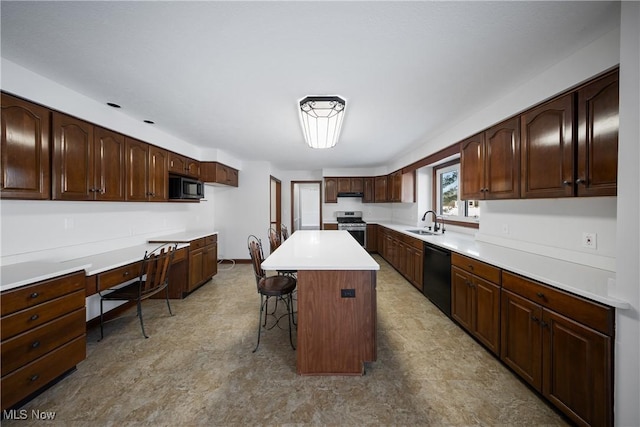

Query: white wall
0 60 217 265
477 198 617 271
211 161 272 260
0 196 214 264
613 2 640 425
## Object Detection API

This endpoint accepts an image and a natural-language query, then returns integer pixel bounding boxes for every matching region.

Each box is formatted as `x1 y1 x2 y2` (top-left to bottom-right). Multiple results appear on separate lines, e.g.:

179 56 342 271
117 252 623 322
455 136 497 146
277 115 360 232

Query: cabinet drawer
96 262 142 292
205 234 217 245
401 234 423 250
502 271 614 336
452 253 500 283
1 308 85 376
1 335 86 411
1 271 85 317
1 290 85 341
190 237 206 250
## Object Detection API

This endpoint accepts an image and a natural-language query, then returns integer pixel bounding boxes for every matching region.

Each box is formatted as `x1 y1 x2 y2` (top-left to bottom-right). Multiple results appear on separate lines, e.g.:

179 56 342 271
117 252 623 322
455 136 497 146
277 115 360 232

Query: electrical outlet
582 232 597 249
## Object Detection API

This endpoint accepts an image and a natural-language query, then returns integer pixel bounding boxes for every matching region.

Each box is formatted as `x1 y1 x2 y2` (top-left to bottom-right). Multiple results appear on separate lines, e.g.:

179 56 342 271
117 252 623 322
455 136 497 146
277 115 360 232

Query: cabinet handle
30 314 39 321
123 271 130 276
576 178 585 185
30 292 39 299
30 374 39 382
468 264 474 270
465 280 471 287
31 340 40 348
536 292 544 299
541 321 549 328
562 180 572 186
531 315 539 323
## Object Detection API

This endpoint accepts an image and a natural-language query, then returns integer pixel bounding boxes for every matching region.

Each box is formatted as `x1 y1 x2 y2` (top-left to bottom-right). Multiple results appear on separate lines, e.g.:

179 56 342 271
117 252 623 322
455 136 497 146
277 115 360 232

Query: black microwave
169 175 204 199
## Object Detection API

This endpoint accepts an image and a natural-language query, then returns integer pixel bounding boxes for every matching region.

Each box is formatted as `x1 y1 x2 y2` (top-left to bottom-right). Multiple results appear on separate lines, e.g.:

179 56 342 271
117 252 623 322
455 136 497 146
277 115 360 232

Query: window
433 160 479 225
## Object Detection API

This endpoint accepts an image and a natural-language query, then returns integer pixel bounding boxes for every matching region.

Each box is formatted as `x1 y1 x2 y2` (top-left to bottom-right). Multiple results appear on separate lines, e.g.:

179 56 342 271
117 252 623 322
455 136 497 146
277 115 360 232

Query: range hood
337 191 364 198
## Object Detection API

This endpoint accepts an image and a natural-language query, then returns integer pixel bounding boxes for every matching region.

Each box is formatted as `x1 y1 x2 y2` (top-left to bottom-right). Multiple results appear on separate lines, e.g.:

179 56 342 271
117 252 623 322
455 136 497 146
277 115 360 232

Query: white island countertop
262 230 380 271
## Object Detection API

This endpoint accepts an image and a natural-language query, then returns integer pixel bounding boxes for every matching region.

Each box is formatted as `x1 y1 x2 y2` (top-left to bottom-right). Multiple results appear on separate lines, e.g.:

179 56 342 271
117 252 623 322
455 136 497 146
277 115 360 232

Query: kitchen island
262 230 380 375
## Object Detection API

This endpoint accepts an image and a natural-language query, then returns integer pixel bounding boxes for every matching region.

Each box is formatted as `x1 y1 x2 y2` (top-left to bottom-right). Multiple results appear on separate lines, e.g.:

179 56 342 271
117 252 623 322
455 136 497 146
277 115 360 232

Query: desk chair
247 235 296 352
99 243 177 340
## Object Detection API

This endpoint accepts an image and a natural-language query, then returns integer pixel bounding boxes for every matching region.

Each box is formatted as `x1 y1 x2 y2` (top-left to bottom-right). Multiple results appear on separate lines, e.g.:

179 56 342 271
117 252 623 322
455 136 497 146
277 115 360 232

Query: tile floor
4 256 568 426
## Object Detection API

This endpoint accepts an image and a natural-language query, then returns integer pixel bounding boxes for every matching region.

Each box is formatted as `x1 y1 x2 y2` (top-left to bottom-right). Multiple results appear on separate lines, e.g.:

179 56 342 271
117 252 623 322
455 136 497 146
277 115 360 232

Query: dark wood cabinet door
1 94 51 200
324 178 337 203
350 178 364 193
337 177 351 193
577 70 618 197
124 138 149 201
472 276 501 355
362 177 374 203
388 172 402 202
94 127 125 201
185 158 200 179
500 289 543 390
484 117 520 200
451 267 473 331
521 94 574 198
410 247 423 291
374 176 388 202
148 146 168 201
168 152 187 176
188 249 204 291
542 310 612 427
204 244 217 279
460 132 485 200
52 113 94 200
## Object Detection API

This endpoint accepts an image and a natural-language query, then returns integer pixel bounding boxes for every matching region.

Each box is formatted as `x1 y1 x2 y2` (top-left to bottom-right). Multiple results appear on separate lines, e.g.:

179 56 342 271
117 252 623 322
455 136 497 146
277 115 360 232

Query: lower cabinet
149 234 218 297
451 254 501 355
1 271 87 410
377 227 423 291
187 235 217 293
501 271 613 427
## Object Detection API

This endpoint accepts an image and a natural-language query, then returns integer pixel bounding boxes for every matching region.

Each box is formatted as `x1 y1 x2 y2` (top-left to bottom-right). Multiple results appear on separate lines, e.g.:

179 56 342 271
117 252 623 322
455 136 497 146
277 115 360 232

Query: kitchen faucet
421 210 442 233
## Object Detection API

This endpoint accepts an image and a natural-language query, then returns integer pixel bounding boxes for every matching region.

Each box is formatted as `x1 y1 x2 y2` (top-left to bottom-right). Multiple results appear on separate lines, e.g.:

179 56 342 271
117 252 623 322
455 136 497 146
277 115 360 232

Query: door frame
291 180 323 232
270 175 281 235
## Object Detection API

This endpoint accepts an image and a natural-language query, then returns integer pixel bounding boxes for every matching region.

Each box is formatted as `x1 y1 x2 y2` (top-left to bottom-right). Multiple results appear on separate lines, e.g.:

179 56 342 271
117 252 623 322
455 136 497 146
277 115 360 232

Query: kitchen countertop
57 243 189 276
262 230 380 271
374 222 628 309
148 229 218 243
0 229 217 292
0 261 92 292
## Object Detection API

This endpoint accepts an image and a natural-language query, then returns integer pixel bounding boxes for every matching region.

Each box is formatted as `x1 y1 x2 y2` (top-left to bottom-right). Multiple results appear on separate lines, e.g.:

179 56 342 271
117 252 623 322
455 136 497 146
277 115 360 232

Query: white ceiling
1 1 620 170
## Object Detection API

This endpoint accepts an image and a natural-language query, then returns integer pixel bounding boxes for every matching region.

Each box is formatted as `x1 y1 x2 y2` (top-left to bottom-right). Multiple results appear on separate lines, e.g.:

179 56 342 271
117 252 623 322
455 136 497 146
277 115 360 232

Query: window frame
431 159 479 229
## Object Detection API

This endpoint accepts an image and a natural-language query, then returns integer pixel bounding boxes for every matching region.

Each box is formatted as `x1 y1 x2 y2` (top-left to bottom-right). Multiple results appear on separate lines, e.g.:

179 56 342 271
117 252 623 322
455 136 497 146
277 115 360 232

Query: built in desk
262 230 380 375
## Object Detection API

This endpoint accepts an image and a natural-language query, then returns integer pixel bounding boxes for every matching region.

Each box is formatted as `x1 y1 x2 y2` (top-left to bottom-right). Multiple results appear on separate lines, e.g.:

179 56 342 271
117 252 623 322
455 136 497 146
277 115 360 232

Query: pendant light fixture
298 96 346 149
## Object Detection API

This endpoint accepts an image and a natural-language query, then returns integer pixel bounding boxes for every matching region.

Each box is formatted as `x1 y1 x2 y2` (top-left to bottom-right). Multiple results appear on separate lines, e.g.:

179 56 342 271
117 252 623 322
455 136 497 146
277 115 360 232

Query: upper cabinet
576 70 619 197
52 114 126 201
125 138 168 202
521 94 574 199
324 178 338 203
461 68 618 201
1 94 51 200
374 175 388 202
388 170 415 203
169 152 200 179
363 177 374 203
461 118 520 200
201 162 239 187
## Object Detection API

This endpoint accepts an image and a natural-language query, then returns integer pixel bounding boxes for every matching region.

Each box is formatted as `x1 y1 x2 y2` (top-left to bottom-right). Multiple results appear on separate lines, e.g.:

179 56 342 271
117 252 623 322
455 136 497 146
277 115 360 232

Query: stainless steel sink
406 229 437 236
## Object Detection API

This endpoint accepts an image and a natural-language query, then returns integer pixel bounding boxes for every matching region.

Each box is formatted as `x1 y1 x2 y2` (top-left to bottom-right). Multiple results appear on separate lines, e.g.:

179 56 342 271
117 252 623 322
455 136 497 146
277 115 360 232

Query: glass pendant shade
298 96 346 149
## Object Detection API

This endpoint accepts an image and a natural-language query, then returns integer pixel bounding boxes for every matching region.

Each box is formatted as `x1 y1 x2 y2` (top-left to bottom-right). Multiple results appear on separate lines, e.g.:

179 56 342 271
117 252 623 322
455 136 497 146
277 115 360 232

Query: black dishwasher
422 242 452 317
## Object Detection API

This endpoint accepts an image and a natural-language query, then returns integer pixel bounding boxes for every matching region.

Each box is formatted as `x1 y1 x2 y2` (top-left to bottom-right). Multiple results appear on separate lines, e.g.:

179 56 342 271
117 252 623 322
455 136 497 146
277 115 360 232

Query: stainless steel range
336 211 366 247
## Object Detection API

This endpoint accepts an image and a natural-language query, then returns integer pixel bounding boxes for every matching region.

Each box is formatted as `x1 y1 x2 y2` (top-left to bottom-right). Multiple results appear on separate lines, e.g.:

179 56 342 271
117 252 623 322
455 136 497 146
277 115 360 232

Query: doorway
291 181 322 232
270 176 281 235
